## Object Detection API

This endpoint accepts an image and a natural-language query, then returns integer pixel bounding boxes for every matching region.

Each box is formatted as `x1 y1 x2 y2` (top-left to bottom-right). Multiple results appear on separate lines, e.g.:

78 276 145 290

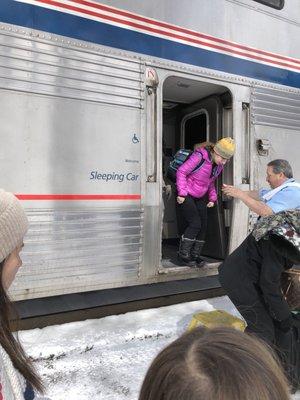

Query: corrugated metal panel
251 87 300 130
0 29 143 108
11 208 143 300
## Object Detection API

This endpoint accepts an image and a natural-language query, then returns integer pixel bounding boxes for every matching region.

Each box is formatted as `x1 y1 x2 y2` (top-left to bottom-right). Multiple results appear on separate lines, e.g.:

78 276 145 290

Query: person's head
212 137 235 165
0 189 44 393
266 159 293 189
139 326 290 400
0 190 28 289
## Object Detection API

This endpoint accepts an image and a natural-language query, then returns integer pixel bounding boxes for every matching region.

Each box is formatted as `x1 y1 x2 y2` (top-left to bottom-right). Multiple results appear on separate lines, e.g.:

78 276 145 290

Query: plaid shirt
252 209 300 264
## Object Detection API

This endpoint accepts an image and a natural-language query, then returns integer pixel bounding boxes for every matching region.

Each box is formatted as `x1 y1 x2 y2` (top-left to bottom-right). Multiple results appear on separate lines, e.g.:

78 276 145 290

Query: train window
252 0 284 9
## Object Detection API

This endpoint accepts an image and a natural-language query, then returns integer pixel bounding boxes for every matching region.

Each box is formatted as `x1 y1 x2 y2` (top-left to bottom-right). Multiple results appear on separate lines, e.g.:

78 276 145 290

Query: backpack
166 149 205 183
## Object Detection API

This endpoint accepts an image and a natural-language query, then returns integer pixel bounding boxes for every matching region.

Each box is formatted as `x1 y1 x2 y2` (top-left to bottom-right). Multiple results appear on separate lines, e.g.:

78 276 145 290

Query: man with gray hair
222 159 300 216
218 159 300 347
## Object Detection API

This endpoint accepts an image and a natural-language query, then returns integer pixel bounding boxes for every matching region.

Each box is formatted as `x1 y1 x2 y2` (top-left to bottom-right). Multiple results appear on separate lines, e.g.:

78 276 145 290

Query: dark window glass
184 114 207 151
252 0 284 9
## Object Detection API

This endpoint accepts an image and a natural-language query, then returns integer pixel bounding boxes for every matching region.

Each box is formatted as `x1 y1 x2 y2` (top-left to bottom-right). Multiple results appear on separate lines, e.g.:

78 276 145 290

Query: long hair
0 260 44 393
193 141 215 152
139 326 290 400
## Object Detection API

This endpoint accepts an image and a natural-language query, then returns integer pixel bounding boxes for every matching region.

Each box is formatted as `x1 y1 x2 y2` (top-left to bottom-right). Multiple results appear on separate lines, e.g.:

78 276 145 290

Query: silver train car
0 0 299 302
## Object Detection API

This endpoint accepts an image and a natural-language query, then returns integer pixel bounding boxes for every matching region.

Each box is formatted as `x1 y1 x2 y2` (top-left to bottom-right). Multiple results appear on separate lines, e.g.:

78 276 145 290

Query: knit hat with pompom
214 137 235 159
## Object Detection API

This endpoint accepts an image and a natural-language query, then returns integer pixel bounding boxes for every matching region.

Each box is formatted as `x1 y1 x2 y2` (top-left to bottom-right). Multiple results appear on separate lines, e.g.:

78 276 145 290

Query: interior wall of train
160 76 233 269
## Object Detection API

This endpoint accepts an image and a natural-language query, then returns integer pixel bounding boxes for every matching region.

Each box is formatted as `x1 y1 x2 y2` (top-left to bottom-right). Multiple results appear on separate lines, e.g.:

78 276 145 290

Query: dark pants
218 234 291 345
178 196 208 240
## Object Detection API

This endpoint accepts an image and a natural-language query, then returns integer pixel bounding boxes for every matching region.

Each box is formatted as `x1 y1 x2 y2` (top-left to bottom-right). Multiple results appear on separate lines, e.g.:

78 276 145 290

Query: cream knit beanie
214 137 235 159
0 190 28 263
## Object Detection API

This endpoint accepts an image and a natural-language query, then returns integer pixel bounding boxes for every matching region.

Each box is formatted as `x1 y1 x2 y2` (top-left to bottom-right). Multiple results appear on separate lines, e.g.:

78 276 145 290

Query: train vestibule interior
161 76 233 269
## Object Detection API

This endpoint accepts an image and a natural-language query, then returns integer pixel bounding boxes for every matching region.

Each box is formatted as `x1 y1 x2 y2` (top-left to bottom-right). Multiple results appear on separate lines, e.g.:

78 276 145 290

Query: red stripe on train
15 194 141 200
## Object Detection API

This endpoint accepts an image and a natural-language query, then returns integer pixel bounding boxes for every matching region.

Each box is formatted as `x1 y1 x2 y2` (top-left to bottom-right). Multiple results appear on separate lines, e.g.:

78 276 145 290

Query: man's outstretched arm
222 185 273 216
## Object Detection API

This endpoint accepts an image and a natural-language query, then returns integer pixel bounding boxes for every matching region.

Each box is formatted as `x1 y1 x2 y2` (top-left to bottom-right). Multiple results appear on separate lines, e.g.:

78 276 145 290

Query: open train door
250 87 300 208
162 76 233 264
178 96 228 259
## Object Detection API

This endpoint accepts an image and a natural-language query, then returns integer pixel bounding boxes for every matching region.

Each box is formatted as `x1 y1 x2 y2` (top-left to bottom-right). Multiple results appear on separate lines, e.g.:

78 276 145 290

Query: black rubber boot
191 240 206 268
178 236 196 266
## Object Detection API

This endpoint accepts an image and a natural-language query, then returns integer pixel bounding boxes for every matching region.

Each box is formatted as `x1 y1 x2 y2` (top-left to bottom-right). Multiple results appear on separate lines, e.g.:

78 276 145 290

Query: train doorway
161 76 233 270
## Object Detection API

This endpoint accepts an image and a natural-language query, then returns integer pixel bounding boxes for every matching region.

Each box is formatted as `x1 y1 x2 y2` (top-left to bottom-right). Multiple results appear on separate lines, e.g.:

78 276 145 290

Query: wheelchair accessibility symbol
132 134 139 144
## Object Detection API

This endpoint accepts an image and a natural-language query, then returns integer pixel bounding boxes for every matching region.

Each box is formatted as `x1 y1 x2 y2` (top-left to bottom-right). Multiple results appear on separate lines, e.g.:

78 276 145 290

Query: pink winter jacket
176 147 223 202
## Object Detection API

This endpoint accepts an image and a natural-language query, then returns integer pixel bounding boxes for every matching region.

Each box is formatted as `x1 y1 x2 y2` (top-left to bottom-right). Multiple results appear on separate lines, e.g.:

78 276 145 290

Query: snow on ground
18 296 300 400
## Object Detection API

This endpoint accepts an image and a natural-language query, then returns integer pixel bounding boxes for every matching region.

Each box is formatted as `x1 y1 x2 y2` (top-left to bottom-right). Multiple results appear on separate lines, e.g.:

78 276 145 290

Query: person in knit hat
0 190 45 399
176 137 235 266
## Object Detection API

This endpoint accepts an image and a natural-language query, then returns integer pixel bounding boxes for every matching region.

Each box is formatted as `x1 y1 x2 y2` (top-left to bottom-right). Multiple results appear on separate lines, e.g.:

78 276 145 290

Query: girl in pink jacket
176 138 235 266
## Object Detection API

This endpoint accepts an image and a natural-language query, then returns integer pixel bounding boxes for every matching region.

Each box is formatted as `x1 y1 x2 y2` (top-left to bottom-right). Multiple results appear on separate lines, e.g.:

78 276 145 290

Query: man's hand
222 184 244 199
222 184 273 217
207 202 214 208
177 196 185 204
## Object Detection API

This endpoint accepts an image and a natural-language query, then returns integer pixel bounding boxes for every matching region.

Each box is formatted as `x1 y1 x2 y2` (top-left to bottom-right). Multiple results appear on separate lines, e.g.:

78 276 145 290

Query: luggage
187 310 246 332
281 267 300 310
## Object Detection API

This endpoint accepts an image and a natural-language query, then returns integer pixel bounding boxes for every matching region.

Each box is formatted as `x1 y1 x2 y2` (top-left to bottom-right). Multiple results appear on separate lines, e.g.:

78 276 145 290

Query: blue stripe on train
2 0 300 89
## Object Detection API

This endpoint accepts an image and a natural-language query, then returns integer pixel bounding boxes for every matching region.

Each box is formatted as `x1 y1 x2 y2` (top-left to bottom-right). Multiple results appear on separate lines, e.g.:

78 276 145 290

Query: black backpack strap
190 151 205 174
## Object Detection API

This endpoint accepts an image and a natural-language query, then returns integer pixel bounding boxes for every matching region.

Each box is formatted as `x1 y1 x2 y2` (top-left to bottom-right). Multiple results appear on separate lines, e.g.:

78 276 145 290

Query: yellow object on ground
188 310 246 332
